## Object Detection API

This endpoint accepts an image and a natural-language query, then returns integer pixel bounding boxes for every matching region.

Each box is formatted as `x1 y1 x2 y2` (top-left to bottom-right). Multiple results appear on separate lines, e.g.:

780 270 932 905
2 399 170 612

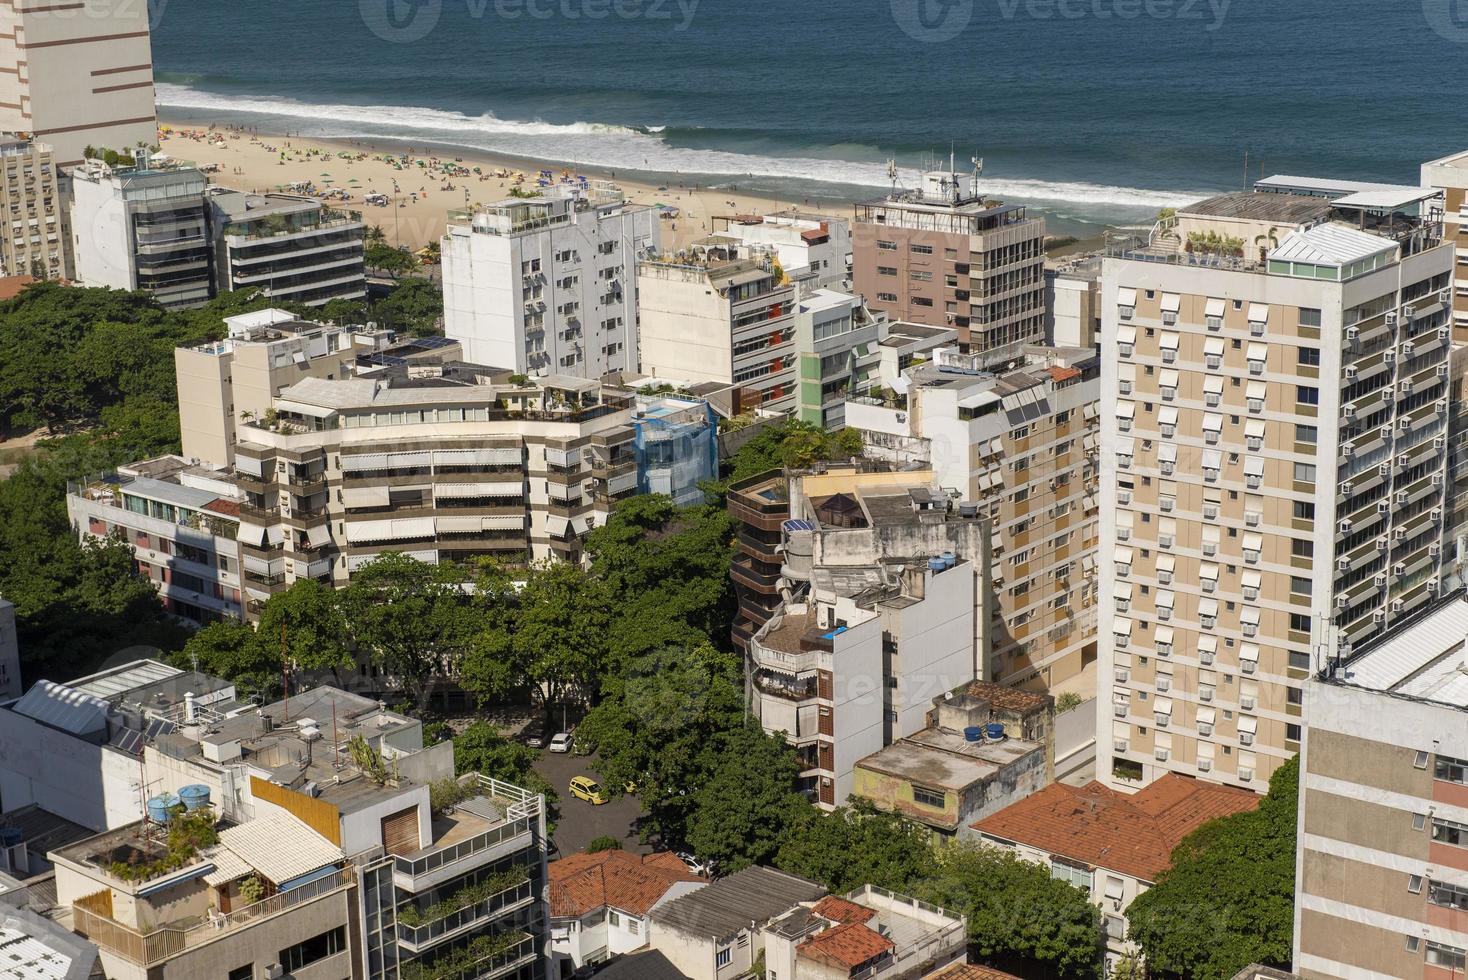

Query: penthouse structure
638 241 798 414
741 467 991 807
70 156 211 309
0 136 62 278
709 211 851 289
442 183 657 378
1294 594 1468 980
30 678 547 980
1097 177 1455 791
228 371 713 611
67 456 245 626
0 0 156 167
846 346 1101 693
206 189 367 307
852 166 1046 364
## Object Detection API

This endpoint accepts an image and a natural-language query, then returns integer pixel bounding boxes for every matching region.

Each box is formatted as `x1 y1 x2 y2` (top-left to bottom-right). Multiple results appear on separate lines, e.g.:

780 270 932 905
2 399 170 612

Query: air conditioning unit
1440 328 1451 342
1377 537 1390 552
1404 342 1416 357
1405 304 1416 319
1393 599 1406 614
1402 380 1415 394
266 967 285 980
1385 350 1397 363
1398 454 1411 470
1378 501 1392 514
1397 490 1410 504
1341 519 1353 533
1337 595 1351 608
1198 759 1213 772
1374 609 1388 623
1433 508 1443 522
1393 562 1406 576
1400 417 1413 430
1439 364 1450 378
1346 325 1360 341
1343 402 1357 418
1375 573 1389 587
1431 542 1443 557
1434 474 1445 487
1396 527 1408 540
1239 768 1255 782
1429 579 1441 592
1436 436 1447 450
1344 365 1358 380
1381 427 1395 442
1440 288 1452 305
1387 312 1399 326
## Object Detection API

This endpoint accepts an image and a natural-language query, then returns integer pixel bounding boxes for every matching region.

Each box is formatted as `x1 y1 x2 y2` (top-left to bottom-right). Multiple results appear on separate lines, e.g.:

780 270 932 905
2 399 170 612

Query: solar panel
782 519 816 532
143 717 176 741
414 336 455 349
110 728 144 755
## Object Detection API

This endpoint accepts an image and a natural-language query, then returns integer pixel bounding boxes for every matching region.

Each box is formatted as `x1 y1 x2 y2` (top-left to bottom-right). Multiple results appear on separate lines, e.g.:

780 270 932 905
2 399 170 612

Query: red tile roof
797 921 894 970
203 498 241 517
970 774 1259 881
811 895 875 925
0 276 34 301
931 965 1025 980
548 850 701 919
1047 365 1082 383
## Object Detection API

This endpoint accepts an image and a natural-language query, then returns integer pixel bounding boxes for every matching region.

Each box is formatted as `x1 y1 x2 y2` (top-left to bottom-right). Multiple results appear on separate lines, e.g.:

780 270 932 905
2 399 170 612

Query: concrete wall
889 563 975 738
638 268 736 384
337 784 430 858
828 607 885 808
0 709 136 830
70 175 134 289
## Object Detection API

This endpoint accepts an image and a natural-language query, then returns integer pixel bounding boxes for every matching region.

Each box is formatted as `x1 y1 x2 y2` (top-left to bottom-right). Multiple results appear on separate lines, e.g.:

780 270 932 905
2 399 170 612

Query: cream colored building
638 242 798 414
0 0 156 167
1098 180 1455 792
1295 594 1468 980
0 135 62 278
844 346 1101 694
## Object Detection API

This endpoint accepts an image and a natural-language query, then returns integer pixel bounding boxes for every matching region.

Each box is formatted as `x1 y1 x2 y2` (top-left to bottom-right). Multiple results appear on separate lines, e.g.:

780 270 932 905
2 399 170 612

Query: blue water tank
941 551 957 568
178 785 211 811
963 726 983 742
985 723 1006 740
146 793 180 825
928 557 947 572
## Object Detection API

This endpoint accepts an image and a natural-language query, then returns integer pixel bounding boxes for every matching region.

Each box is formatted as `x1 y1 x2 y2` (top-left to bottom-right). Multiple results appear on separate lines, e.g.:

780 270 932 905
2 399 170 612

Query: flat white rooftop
1331 595 1468 704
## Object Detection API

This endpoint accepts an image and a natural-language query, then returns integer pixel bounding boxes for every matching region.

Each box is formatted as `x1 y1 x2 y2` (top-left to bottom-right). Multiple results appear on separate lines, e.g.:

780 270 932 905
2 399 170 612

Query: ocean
150 0 1464 237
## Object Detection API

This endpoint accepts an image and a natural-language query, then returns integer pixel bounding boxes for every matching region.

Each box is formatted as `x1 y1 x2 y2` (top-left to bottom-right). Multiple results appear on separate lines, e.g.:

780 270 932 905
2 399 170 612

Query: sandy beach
158 121 851 254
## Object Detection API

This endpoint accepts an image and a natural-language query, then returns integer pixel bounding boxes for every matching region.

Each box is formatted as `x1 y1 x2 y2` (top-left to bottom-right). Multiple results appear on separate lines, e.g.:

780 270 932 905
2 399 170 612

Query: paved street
532 748 650 857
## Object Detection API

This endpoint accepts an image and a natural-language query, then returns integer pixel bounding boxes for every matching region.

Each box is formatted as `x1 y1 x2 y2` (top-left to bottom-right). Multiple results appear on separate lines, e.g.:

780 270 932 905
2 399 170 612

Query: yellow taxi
568 776 609 805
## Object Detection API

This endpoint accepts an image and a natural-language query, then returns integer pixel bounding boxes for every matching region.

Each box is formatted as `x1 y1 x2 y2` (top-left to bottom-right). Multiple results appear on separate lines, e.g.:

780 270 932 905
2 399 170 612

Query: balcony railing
393 776 540 891
396 879 536 952
72 867 353 966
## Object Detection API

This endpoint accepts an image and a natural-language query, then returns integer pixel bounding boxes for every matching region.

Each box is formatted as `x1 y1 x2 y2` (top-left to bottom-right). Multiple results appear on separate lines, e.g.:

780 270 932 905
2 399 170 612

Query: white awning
1197 635 1218 654
1115 547 1134 566
1203 413 1223 432
1157 555 1176 574
1202 525 1221 545
1205 298 1226 318
1117 287 1137 307
545 516 572 539
1160 331 1180 350
306 523 332 547
1159 407 1179 427
1240 642 1261 663
1241 606 1261 626
1202 449 1222 468
1198 597 1219 618
1161 292 1181 313
1243 531 1264 551
1116 400 1136 419
1115 437 1135 456
1155 697 1173 716
1113 616 1134 636
237 521 269 546
1204 375 1224 394
1200 562 1219 581
434 481 524 498
433 447 521 466
1247 302 1269 323
1118 325 1137 345
1245 419 1266 439
1244 457 1265 476
1239 715 1258 735
544 446 578 467
344 517 435 544
1156 589 1175 609
1242 570 1262 590
1115 581 1133 601
1116 510 1134 529
1198 706 1216 725
1204 337 1225 356
274 398 335 420
343 485 391 509
436 515 487 533
234 455 266 478
340 453 388 473
1155 625 1174 645
1247 381 1266 401
1197 741 1215 761
484 515 526 530
1158 443 1178 462
1247 341 1268 362
1159 517 1176 535
1119 362 1136 382
1159 369 1180 388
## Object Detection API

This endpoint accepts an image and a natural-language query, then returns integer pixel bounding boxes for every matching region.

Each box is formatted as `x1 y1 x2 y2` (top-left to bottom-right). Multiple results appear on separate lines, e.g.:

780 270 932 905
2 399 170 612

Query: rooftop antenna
970 156 984 199
886 158 899 194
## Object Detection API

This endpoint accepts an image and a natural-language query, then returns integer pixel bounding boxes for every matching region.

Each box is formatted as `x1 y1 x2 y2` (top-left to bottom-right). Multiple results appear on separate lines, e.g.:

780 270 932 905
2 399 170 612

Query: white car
548 732 574 754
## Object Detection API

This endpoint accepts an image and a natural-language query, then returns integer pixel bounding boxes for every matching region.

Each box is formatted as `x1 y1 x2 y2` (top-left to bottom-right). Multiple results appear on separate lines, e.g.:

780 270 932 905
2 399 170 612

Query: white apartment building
638 241 798 414
70 156 212 308
710 211 851 289
0 135 62 278
442 183 657 377
0 0 156 166
1097 179 1455 792
845 346 1101 694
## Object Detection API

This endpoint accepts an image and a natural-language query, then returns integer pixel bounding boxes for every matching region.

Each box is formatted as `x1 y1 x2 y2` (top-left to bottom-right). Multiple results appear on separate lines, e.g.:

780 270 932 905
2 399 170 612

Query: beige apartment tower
0 0 156 166
0 135 62 278
1098 177 1454 793
852 167 1046 365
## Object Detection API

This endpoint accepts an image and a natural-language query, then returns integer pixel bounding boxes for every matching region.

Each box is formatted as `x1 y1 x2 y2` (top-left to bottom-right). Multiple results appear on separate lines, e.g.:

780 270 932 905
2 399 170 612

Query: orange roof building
797 920 895 973
549 849 702 920
971 773 1259 882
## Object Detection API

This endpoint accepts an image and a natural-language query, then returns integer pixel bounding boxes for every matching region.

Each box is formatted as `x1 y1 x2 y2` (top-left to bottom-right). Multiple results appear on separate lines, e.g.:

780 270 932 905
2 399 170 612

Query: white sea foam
156 83 1210 210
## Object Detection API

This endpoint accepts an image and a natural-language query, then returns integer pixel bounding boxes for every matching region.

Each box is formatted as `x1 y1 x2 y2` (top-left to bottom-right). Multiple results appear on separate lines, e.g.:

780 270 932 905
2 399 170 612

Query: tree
254 579 354 684
919 843 1102 979
372 277 443 334
365 242 416 278
721 419 864 485
773 802 935 894
585 836 621 853
684 723 808 872
1124 757 1298 980
177 619 279 699
339 554 482 711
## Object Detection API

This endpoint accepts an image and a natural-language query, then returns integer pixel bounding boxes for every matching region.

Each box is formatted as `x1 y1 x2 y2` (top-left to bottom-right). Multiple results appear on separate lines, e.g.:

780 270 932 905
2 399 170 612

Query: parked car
523 723 546 749
675 850 716 877
568 776 609 805
548 732 574 754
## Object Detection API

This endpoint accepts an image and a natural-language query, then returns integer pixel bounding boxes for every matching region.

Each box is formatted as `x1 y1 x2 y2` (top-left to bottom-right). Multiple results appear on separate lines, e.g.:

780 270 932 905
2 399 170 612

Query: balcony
393 777 541 894
396 878 536 953
731 553 782 592
400 933 537 980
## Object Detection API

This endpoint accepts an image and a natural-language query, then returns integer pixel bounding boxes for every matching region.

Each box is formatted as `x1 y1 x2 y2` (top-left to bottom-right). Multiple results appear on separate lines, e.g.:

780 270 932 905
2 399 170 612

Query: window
1432 817 1468 847
910 269 933 281
1428 942 1466 971
1290 613 1311 634
912 785 945 808
1295 424 1318 445
1407 936 1421 954
279 927 346 972
1293 501 1315 521
1431 879 1468 910
609 910 621 927
1050 860 1092 895
1297 347 1321 367
877 240 897 250
876 292 897 302
912 296 934 308
1296 385 1319 406
228 968 253 980
1291 539 1313 560
1293 462 1316 484
1409 874 1424 893
1435 754 1468 782
910 243 934 254
716 947 732 968
1299 307 1322 327
1286 723 1301 742
877 266 897 276
1414 812 1428 831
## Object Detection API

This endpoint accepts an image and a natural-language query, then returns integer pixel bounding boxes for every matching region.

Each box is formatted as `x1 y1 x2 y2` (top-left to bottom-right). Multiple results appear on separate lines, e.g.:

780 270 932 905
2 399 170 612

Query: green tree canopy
1124 756 1298 980
773 802 936 895
254 579 354 682
684 723 809 873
